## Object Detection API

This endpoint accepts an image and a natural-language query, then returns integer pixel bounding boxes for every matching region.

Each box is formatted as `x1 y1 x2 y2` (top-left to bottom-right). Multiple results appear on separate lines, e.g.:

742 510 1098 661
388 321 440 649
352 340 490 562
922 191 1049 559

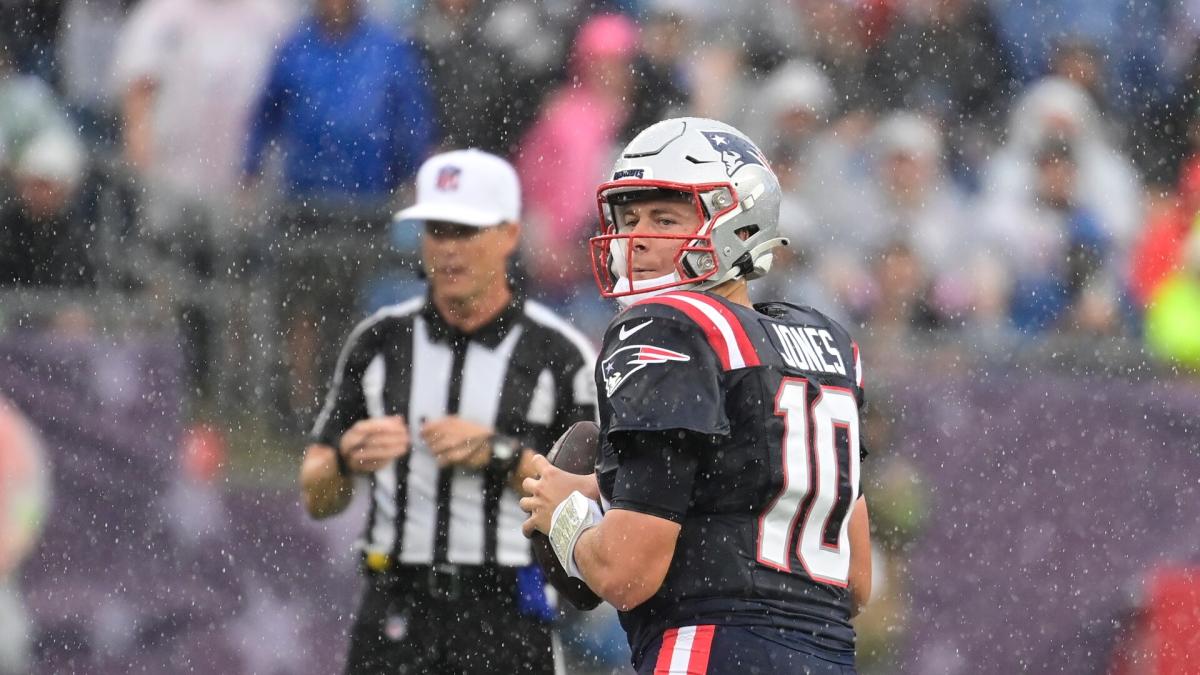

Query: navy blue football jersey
594 290 866 666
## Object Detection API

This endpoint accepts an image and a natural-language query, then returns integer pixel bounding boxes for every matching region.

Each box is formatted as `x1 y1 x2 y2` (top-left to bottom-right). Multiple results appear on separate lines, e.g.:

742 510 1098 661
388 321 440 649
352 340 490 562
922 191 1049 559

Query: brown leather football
530 420 603 610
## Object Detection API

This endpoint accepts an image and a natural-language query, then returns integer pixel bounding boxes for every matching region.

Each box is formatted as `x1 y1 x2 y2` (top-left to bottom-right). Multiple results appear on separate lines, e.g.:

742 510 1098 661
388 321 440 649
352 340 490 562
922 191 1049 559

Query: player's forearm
299 445 354 518
847 497 872 616
573 520 670 611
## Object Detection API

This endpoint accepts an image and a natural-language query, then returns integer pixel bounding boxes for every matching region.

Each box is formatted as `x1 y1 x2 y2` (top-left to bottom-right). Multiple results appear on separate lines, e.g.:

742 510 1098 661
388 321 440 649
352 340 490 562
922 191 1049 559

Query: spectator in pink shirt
516 14 638 306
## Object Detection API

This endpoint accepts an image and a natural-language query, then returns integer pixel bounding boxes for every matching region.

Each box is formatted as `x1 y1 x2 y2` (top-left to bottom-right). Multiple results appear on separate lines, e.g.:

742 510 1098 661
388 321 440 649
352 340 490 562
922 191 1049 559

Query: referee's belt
364 553 517 601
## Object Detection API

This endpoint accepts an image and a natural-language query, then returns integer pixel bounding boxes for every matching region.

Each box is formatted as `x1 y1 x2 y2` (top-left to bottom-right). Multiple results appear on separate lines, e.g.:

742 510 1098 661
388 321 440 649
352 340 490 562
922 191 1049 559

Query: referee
299 149 598 674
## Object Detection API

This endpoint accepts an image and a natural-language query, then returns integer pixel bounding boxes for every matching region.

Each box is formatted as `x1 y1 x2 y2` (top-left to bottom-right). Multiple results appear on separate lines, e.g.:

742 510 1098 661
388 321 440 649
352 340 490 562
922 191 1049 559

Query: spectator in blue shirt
243 0 436 203
1000 137 1115 335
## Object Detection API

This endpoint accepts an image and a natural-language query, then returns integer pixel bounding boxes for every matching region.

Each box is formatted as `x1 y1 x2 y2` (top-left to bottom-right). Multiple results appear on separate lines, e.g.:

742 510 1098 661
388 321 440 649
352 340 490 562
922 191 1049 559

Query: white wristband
548 490 603 579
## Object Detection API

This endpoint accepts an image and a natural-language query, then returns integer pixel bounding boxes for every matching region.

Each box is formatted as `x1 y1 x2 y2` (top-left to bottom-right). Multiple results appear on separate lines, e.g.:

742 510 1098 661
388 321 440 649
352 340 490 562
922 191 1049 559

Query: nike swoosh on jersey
618 319 653 341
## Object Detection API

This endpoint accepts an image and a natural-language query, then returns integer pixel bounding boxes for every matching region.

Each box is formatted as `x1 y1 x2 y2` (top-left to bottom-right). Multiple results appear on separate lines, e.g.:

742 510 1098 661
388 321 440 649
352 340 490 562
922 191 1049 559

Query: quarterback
522 117 872 674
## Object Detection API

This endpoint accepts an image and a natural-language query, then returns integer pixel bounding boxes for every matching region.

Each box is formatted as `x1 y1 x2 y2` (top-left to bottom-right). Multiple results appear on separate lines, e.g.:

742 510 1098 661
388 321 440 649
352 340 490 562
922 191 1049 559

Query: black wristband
334 445 352 478
488 434 522 478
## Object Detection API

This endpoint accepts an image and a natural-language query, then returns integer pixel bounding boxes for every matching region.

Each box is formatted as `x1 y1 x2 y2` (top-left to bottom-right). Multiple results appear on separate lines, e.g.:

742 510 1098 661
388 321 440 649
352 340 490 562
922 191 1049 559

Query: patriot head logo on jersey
701 130 768 177
602 345 691 397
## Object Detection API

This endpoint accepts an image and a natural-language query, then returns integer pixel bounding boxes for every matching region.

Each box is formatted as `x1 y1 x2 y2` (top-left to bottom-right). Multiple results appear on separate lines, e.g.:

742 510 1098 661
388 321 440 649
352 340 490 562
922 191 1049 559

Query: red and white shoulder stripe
653 625 715 675
635 292 760 371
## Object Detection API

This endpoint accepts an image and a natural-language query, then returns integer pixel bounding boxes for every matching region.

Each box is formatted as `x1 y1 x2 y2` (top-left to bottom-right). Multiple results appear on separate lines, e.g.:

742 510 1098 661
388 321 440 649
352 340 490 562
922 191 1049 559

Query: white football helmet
589 117 787 303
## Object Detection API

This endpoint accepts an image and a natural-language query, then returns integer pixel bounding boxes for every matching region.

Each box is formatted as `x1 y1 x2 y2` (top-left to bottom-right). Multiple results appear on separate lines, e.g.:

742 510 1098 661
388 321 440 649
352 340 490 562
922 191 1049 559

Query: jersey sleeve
607 431 704 522
309 321 380 450
554 337 599 437
598 312 729 438
526 335 598 458
596 309 729 521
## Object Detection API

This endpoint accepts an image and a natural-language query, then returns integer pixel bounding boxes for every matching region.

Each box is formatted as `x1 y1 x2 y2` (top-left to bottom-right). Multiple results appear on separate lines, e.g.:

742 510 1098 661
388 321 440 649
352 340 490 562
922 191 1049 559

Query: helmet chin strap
612 272 695 308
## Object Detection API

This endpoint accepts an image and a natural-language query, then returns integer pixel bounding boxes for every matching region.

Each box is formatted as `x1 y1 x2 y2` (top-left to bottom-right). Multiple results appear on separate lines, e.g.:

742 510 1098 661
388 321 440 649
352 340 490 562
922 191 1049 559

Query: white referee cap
395 149 521 227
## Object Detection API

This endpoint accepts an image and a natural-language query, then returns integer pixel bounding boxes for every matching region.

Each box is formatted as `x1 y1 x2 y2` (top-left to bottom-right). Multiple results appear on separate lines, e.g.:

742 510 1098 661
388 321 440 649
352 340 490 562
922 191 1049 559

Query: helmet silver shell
590 117 787 298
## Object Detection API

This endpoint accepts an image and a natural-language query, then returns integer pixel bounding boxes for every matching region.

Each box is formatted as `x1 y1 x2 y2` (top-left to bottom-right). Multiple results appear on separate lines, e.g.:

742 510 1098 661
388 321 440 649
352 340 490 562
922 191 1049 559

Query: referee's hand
338 416 410 473
421 416 492 469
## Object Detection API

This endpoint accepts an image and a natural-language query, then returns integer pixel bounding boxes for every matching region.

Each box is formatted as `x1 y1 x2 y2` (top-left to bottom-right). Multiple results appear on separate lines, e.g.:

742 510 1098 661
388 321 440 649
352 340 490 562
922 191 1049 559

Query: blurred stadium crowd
2 0 1200 672
2 0 1200 417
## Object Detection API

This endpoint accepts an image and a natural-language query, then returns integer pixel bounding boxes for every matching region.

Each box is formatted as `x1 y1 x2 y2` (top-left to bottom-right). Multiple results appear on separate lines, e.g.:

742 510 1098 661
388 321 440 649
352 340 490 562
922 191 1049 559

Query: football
531 420 603 610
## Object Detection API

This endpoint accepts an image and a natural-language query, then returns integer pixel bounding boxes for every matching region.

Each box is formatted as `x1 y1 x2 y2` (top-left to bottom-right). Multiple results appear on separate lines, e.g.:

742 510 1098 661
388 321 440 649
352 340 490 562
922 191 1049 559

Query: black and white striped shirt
312 294 598 567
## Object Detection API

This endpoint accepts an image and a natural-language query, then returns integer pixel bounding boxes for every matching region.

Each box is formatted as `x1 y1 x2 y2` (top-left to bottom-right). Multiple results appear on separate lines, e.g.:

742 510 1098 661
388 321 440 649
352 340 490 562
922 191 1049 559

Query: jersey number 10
757 378 861 586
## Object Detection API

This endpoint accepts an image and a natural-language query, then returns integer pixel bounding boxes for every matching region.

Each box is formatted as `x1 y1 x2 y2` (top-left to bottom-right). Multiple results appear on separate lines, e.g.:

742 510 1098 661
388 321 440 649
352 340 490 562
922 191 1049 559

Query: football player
521 117 872 674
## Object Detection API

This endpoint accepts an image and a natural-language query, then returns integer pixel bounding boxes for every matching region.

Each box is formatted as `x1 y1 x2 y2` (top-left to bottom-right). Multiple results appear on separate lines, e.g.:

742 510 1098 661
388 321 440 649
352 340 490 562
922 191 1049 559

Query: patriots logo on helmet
701 130 768 177
602 344 691 396
436 166 461 191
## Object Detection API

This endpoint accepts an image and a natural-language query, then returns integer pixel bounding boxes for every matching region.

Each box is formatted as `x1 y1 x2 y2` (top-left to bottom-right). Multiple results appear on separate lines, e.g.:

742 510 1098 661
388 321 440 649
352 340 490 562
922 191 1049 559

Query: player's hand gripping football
421 416 493 469
519 454 601 537
338 416 410 473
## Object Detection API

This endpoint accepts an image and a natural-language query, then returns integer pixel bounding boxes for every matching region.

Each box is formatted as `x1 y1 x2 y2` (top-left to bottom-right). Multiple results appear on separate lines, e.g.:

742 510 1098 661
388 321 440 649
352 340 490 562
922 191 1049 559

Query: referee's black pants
345 564 556 675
